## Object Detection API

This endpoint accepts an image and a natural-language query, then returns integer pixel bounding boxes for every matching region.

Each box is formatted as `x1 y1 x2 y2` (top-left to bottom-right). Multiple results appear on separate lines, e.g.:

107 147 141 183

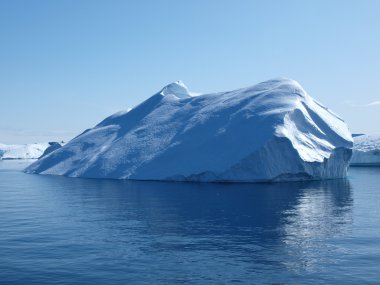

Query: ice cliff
350 134 380 166
25 78 353 182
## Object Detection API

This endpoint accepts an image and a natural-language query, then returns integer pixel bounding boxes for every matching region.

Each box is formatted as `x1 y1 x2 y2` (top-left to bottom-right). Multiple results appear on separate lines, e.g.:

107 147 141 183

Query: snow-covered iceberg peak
25 78 353 182
160 80 191 98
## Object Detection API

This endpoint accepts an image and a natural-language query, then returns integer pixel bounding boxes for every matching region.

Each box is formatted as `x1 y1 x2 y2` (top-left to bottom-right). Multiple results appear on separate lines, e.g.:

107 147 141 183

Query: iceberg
350 134 380 166
25 78 353 182
0 143 50 160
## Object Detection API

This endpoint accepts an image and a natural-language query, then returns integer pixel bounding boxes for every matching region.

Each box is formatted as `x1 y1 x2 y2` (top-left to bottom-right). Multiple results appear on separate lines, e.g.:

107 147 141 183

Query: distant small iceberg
0 142 51 160
350 134 380 166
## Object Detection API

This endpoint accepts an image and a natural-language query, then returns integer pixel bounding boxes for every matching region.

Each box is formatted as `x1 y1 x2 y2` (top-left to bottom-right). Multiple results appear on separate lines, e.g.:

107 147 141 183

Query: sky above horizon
1 0 380 144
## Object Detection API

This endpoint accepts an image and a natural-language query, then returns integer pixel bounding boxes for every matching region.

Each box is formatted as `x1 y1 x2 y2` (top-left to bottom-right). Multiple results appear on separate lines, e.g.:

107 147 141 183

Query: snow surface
350 134 380 166
0 143 50 160
25 78 353 182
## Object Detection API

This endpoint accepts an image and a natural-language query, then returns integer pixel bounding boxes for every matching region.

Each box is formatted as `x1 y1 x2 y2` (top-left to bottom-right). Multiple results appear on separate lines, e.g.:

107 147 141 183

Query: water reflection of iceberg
45 175 353 282
116 179 353 239
280 179 353 275
61 177 353 241
122 179 353 278
282 179 353 241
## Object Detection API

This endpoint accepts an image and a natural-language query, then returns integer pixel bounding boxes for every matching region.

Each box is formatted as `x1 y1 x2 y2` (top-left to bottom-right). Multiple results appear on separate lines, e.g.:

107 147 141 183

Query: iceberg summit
26 78 353 182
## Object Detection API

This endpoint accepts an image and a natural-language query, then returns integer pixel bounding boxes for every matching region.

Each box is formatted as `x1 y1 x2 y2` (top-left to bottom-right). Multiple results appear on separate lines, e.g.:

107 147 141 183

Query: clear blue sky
1 0 379 144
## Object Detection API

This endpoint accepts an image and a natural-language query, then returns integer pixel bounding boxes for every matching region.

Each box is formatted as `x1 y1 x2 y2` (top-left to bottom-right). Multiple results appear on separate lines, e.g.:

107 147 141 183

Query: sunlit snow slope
26 79 353 182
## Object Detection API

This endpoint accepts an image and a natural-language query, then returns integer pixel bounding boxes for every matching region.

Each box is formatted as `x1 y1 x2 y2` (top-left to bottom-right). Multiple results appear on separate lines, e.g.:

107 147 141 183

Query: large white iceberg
25 78 353 182
0 143 50 160
350 134 380 166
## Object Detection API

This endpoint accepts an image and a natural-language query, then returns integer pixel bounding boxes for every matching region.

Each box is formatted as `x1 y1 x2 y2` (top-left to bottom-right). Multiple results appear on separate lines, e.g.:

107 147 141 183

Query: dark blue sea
0 160 379 284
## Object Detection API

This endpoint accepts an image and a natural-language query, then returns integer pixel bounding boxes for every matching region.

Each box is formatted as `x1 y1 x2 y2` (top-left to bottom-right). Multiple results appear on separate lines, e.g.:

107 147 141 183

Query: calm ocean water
0 160 379 284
